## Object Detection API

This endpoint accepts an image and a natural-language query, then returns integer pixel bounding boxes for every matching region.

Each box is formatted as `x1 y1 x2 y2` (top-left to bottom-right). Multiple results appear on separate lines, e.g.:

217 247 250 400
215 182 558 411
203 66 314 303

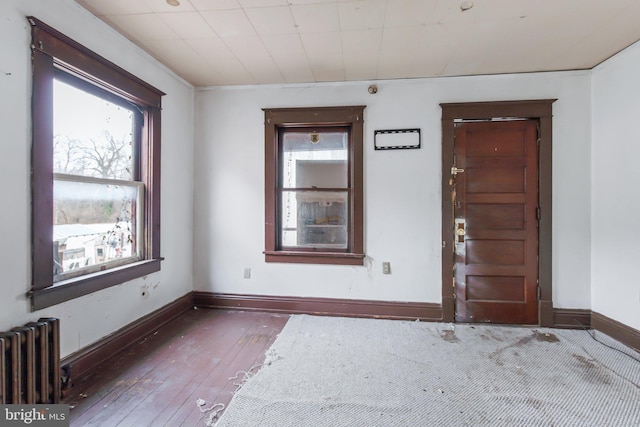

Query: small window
29 17 164 309
263 106 365 265
280 128 349 250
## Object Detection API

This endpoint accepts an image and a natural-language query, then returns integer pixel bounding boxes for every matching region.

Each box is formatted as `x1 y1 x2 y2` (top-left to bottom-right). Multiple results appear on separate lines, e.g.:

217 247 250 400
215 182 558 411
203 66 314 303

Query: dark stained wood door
453 120 538 324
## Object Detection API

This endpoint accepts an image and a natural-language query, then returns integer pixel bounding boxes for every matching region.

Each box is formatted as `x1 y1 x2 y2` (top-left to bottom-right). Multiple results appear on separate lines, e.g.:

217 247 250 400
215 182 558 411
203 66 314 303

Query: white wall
6 0 630 360
194 71 592 310
592 41 640 331
0 0 195 357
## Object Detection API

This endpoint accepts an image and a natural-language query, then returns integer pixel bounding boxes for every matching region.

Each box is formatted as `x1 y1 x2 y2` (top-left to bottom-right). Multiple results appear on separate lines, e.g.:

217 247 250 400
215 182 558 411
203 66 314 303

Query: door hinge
537 285 541 300
536 206 541 221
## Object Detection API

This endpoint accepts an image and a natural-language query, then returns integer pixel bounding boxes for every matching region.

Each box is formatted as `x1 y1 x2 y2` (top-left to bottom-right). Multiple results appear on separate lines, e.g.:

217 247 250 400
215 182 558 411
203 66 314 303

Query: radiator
0 318 60 404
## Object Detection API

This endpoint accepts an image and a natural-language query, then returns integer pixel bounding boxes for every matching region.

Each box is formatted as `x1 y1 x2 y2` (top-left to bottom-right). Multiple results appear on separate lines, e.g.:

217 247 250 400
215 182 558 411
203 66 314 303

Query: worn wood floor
63 309 289 426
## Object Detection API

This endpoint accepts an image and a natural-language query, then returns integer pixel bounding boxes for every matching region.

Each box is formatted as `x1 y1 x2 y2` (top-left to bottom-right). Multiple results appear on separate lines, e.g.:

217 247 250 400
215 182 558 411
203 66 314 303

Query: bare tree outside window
54 131 132 180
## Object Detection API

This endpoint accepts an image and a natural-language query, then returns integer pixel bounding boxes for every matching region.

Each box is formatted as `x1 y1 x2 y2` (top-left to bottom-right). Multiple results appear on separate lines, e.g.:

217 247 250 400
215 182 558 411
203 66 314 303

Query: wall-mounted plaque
374 128 421 150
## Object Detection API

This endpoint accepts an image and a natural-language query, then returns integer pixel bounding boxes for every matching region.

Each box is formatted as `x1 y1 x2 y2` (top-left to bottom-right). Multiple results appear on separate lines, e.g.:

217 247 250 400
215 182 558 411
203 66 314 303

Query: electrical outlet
382 262 391 274
244 268 251 279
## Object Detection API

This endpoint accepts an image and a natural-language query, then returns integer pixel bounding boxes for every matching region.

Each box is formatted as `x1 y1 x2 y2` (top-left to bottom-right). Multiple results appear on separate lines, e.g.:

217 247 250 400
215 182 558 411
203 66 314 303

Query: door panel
466 204 525 229
466 240 524 265
465 129 527 157
466 276 525 301
466 167 525 193
454 120 538 324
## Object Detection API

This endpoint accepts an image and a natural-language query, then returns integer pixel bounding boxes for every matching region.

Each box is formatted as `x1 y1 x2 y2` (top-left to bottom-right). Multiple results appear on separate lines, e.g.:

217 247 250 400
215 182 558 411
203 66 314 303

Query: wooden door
453 120 538 324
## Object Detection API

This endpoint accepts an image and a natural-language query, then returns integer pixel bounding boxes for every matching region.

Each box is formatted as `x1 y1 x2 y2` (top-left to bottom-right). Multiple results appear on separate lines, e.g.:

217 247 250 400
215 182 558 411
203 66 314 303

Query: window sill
264 251 365 265
30 259 161 310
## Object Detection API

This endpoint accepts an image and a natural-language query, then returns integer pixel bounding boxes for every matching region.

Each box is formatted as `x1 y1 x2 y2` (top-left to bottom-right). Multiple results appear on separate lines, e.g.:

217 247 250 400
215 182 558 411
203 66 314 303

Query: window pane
281 131 348 189
53 79 135 180
53 178 142 280
281 190 348 249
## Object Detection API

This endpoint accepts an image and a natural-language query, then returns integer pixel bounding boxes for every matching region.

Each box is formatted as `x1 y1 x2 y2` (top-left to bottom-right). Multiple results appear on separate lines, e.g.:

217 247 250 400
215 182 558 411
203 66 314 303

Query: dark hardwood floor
63 309 289 426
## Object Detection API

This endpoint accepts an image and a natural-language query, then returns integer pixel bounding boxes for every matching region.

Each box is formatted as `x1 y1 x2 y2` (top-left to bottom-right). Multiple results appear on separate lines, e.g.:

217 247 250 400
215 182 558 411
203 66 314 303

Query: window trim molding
29 17 165 310
29 17 163 108
263 106 365 265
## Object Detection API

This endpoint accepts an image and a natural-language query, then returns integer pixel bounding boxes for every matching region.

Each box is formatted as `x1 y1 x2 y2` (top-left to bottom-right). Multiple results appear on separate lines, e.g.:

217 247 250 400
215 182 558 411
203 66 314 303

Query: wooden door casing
453 120 539 324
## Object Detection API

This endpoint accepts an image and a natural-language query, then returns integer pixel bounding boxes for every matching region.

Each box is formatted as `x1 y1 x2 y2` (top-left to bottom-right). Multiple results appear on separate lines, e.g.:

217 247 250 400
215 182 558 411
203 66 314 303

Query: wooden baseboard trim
61 292 193 385
193 292 443 322
539 300 555 327
591 312 640 353
553 308 591 329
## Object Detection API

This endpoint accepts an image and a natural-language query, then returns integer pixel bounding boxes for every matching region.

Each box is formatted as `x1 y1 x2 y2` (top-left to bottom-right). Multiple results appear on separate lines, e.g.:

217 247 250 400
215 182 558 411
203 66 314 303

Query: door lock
451 166 465 175
454 219 466 243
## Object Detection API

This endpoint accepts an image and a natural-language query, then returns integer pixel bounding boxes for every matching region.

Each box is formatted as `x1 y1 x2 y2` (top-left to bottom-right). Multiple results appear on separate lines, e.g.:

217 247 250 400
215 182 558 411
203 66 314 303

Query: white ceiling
74 0 640 87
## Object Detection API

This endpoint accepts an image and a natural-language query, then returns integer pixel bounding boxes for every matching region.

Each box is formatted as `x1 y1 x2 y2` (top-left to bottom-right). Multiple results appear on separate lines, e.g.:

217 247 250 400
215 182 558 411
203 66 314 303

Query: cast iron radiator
0 318 60 404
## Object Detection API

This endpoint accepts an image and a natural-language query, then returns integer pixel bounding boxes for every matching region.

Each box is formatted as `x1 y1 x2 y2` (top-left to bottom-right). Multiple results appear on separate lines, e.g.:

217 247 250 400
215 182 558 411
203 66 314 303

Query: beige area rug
214 315 640 426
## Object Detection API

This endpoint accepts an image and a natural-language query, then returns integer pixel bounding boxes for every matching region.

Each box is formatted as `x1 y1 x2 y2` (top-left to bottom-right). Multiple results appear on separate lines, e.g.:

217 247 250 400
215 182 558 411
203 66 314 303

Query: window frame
29 17 164 310
263 106 365 265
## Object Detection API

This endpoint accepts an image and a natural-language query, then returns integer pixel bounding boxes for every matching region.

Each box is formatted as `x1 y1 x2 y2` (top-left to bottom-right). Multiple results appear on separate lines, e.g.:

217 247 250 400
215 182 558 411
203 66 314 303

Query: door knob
454 219 466 243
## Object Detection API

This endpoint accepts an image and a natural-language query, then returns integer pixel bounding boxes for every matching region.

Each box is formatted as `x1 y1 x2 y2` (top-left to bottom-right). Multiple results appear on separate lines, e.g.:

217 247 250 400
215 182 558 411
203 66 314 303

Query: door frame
440 100 556 326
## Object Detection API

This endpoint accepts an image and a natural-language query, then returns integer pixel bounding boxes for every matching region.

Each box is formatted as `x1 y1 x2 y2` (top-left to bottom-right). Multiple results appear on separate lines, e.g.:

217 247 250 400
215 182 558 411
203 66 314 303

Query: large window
30 18 164 310
263 106 365 265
